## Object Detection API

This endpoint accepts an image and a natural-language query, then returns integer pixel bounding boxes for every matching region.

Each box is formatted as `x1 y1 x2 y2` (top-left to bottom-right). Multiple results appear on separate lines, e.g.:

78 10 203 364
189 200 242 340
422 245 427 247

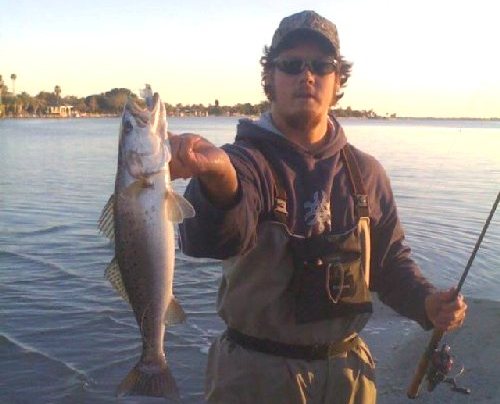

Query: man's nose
300 68 315 83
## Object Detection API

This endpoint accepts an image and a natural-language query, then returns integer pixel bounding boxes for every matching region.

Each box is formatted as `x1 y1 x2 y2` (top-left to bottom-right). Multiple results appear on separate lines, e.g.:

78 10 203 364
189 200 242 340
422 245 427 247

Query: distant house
46 105 74 117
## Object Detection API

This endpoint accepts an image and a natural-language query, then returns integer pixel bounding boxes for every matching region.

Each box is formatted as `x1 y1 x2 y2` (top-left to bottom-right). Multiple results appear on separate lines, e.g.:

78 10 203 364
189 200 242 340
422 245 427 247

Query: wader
206 144 376 404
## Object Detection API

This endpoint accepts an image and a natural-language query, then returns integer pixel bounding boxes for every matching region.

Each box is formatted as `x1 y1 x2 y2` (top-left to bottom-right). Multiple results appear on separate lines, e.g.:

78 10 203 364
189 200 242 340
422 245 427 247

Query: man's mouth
294 90 316 99
295 93 316 100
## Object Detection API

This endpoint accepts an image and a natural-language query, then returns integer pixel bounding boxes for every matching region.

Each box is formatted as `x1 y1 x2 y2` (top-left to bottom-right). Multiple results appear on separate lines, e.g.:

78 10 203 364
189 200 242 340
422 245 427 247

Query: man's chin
284 109 322 132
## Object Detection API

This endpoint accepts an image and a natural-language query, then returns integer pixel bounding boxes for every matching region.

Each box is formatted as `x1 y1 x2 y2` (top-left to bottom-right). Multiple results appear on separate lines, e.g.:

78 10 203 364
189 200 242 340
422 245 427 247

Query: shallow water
1 117 499 403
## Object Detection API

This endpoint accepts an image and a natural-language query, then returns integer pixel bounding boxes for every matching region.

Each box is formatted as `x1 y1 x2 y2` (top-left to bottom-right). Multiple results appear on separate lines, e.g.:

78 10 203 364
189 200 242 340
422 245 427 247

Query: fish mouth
125 92 160 110
124 104 149 128
124 93 161 127
149 93 160 111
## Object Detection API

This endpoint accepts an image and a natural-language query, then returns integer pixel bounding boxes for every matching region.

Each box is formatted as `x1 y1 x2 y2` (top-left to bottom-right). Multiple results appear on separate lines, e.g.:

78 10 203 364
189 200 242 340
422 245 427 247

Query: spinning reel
426 344 470 395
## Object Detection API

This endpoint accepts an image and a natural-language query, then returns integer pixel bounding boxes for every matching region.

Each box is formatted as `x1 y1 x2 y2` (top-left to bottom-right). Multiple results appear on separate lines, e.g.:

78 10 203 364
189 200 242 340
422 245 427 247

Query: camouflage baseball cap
271 10 339 54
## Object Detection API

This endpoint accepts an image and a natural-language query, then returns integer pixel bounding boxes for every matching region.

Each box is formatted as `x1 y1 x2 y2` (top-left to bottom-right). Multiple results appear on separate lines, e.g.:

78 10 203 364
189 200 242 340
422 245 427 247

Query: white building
46 105 73 117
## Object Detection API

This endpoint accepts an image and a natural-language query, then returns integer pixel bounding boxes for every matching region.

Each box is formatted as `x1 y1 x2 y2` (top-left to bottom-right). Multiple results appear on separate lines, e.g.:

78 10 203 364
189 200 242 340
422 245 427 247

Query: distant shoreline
2 86 498 121
1 115 499 122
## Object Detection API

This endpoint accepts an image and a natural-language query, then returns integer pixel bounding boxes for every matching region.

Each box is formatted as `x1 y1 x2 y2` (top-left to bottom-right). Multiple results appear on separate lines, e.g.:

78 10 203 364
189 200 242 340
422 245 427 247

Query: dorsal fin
98 194 115 240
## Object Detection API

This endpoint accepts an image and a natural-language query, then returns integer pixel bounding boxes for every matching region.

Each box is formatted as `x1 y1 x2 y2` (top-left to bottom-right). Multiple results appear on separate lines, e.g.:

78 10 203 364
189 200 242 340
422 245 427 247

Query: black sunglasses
272 57 338 76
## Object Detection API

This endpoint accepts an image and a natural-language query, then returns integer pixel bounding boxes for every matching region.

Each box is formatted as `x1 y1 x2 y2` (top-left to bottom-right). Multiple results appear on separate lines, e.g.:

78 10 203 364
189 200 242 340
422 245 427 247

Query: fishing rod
407 190 500 399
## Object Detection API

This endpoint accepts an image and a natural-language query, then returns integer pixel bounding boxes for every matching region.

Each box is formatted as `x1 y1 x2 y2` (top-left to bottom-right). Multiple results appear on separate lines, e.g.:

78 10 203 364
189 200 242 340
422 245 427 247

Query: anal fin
165 296 186 325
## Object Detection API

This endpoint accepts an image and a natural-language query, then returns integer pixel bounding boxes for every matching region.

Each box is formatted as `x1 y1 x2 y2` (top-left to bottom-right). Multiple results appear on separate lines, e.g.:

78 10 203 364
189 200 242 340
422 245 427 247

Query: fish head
118 93 170 180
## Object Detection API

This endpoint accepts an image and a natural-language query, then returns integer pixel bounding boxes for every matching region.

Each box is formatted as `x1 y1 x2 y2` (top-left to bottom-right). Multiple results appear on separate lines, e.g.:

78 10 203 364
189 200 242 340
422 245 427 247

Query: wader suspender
341 145 371 288
268 143 371 287
340 145 369 219
271 169 288 224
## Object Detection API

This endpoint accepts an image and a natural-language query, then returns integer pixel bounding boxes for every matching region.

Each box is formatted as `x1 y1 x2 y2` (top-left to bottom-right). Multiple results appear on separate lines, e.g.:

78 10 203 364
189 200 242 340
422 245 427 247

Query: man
169 10 467 404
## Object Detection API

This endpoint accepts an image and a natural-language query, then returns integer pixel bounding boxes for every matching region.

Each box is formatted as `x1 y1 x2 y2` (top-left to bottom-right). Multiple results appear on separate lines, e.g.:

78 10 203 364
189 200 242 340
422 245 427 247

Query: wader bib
291 145 372 324
224 143 372 355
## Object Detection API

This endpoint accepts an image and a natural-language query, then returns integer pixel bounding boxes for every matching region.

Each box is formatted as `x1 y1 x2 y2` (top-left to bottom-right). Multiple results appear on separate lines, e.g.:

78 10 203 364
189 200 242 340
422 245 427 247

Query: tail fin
116 360 180 401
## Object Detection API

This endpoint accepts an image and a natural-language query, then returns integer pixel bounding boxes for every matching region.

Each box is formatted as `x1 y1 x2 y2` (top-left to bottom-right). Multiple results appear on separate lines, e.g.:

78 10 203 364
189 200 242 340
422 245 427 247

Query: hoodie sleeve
179 143 271 260
363 155 437 330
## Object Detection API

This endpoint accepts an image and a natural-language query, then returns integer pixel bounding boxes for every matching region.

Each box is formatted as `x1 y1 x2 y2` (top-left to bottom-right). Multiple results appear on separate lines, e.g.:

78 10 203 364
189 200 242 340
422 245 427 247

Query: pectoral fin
98 194 115 240
165 190 195 223
164 296 186 325
105 257 130 303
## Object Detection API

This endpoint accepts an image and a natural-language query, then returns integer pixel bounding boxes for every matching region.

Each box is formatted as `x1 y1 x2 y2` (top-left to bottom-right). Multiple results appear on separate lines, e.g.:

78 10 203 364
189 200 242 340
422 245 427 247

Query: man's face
270 40 339 131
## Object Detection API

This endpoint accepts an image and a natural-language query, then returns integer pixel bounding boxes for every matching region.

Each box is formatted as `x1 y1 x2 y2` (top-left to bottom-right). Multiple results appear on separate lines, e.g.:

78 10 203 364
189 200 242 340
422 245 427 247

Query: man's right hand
168 133 238 207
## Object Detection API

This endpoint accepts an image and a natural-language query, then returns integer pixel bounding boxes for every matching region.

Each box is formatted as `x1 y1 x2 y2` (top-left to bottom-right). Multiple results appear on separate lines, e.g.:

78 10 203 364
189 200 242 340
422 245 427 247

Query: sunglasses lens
276 59 305 74
311 60 337 75
274 58 337 75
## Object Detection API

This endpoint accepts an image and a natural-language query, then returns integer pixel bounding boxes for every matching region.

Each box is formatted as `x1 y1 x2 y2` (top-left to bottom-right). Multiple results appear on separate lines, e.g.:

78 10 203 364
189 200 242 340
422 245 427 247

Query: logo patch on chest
304 190 331 233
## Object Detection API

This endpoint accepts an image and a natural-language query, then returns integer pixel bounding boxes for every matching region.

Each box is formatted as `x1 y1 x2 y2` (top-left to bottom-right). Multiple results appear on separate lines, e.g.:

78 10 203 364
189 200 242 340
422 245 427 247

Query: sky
1 0 499 118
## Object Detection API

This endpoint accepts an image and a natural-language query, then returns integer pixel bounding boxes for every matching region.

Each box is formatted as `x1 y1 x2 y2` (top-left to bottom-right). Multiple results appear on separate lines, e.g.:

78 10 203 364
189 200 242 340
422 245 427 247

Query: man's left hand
425 288 467 331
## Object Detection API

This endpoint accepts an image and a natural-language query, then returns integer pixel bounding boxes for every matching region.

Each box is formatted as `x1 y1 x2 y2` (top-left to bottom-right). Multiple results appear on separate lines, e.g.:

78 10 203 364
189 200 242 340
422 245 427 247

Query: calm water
0 117 499 403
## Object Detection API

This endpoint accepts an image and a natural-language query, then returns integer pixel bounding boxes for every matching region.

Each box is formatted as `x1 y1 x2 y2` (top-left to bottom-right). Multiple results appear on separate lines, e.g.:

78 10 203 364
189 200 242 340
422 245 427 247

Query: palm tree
54 85 61 106
10 74 17 96
18 92 31 116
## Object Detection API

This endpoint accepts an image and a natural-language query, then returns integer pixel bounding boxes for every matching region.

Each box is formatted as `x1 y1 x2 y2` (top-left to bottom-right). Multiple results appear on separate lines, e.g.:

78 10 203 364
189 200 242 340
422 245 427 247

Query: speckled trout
98 91 194 399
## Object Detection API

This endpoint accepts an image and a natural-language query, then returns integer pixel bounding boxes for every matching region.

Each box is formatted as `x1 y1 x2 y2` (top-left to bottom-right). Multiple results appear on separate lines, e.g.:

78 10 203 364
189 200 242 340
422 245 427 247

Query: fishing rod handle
407 329 445 399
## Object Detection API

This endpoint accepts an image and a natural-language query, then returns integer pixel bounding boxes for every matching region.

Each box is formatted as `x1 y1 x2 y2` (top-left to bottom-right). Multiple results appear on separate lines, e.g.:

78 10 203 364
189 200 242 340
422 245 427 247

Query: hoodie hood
235 112 347 160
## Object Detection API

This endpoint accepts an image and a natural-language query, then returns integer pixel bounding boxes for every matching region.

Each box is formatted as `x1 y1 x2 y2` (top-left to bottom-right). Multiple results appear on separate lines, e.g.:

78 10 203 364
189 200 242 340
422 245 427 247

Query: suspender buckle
274 197 288 215
356 194 368 208
356 194 369 218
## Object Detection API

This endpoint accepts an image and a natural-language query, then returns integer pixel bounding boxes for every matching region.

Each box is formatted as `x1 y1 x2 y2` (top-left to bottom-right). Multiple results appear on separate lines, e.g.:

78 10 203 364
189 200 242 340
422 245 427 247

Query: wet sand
363 297 500 403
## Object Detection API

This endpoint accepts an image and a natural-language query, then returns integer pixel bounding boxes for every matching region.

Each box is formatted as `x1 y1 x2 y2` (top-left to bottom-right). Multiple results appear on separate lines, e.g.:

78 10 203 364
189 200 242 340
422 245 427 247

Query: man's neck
270 109 330 151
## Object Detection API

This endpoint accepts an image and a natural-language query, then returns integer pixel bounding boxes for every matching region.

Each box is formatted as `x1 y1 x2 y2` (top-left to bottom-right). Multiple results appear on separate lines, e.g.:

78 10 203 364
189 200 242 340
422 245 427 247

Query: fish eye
123 120 133 133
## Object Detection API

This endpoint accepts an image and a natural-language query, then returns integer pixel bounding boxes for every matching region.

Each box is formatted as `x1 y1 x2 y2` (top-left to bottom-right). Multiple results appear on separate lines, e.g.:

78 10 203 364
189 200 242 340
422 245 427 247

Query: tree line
0 78 383 119
0 83 142 117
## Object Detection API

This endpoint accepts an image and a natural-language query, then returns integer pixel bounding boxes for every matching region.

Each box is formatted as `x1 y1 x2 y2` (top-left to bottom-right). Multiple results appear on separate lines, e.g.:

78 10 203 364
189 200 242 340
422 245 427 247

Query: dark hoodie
179 116 436 329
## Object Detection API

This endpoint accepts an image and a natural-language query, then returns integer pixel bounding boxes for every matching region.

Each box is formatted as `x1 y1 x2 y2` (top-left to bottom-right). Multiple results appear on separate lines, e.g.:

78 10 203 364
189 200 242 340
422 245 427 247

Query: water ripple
0 332 89 381
0 249 83 279
9 223 75 237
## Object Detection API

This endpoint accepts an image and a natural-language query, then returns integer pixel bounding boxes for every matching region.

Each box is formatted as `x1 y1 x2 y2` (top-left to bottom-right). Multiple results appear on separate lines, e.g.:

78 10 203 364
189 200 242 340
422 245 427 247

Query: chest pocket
290 222 372 324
